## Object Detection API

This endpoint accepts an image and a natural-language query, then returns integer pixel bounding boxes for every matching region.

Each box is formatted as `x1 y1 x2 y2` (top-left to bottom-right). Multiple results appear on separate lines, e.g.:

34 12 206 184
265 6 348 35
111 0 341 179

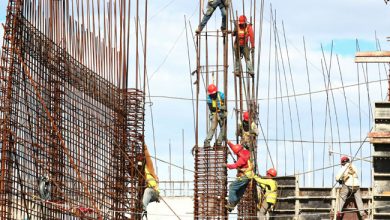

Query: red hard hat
267 168 277 177
341 156 349 164
239 15 247 25
243 111 249 121
207 84 217 95
227 141 243 154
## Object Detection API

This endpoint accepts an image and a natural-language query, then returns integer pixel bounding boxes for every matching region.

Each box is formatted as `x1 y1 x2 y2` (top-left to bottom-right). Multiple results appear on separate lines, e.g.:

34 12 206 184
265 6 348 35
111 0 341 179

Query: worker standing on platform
225 141 253 212
253 168 278 220
142 145 160 219
233 15 255 77
335 156 367 219
236 111 258 149
195 0 228 34
204 84 226 148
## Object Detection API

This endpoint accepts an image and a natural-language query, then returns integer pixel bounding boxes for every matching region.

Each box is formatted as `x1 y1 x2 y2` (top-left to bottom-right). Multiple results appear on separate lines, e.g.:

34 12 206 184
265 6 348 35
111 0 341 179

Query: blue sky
0 1 389 188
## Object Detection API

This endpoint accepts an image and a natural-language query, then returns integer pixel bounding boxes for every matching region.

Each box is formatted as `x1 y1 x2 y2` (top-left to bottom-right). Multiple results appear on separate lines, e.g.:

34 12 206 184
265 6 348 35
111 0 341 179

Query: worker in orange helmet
336 156 367 219
236 111 258 149
233 15 255 77
253 168 278 220
204 84 226 148
225 141 253 212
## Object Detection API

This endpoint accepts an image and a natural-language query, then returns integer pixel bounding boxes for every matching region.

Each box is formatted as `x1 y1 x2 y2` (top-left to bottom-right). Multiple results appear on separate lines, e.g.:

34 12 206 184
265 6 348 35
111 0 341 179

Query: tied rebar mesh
194 147 227 219
0 9 145 220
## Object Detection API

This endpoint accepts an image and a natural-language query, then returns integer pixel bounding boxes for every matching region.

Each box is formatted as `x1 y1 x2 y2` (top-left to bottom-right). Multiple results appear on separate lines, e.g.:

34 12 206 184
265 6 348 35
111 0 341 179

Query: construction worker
195 0 228 34
335 156 367 219
236 111 258 149
253 168 278 220
204 84 226 148
233 15 255 77
225 141 253 212
142 145 160 218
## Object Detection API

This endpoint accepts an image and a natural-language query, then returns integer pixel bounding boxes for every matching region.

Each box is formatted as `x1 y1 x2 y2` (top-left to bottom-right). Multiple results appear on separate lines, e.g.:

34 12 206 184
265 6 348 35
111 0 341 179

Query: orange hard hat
207 84 217 95
243 111 249 121
267 168 277 177
341 156 349 164
227 141 243 154
238 15 247 25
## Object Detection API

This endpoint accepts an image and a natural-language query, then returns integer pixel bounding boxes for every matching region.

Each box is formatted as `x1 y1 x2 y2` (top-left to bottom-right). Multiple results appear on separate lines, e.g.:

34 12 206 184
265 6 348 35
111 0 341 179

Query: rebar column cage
194 147 228 219
0 5 145 220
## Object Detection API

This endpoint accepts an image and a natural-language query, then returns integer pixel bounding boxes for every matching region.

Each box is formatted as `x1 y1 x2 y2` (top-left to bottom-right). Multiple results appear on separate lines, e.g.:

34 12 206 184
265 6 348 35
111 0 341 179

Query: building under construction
0 0 390 219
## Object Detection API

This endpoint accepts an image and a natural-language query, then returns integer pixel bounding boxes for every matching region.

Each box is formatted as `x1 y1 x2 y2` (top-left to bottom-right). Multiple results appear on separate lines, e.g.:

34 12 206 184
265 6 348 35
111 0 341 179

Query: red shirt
227 149 250 169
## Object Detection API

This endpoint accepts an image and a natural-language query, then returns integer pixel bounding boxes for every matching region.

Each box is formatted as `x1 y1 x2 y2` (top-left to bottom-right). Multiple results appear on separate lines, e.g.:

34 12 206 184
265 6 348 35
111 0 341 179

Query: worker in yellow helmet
253 168 278 220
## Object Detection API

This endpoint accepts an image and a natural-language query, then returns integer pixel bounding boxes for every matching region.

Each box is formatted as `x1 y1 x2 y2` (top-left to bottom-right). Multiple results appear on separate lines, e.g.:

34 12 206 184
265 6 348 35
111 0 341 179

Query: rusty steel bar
0 0 147 219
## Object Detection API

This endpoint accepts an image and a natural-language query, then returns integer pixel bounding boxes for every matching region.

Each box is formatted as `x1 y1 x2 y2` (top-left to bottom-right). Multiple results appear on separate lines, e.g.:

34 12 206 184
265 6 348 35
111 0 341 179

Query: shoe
225 203 235 212
234 71 241 77
248 71 254 77
195 27 202 34
141 210 147 219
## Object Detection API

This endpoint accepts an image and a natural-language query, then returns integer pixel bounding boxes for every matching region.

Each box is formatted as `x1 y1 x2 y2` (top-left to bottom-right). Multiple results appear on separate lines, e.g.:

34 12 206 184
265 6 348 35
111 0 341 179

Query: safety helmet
207 84 217 95
227 141 243 154
238 15 247 25
266 168 277 177
341 156 349 164
243 111 249 121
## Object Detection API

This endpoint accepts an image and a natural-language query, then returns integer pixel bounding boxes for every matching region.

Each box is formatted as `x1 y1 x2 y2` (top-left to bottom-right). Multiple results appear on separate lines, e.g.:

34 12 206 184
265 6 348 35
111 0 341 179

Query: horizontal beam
355 51 390 63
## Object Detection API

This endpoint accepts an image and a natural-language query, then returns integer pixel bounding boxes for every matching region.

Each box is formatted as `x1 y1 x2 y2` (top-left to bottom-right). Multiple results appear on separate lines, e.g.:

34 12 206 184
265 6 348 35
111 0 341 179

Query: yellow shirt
253 175 278 204
145 168 159 192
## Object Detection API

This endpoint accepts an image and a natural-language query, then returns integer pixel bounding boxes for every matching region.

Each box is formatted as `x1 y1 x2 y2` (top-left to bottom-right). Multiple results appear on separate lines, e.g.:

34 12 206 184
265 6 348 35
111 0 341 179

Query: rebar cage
0 1 145 219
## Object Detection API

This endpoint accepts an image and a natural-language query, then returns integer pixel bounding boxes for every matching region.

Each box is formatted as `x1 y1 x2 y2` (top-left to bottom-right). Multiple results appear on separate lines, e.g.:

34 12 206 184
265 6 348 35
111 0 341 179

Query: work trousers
228 176 249 205
204 112 226 147
339 185 365 216
234 45 253 73
199 0 227 31
258 200 272 220
142 188 159 211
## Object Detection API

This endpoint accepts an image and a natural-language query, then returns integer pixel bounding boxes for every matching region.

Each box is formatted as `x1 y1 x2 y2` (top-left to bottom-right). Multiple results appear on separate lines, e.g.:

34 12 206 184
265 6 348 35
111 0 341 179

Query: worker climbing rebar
335 156 367 220
236 111 258 150
253 168 278 220
195 0 229 34
204 84 227 148
225 141 253 212
142 145 160 219
233 15 255 77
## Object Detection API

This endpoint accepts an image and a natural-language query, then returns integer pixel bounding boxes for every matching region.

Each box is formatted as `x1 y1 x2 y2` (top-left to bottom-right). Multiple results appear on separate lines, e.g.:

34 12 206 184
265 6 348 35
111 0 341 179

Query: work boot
141 210 147 219
225 203 235 212
195 26 202 34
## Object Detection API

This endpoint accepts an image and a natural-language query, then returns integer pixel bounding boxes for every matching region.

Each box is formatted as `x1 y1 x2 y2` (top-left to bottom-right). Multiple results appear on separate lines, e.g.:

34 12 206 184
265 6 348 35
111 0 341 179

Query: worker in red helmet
204 84 226 148
225 141 253 212
233 15 255 77
253 168 278 220
195 0 229 34
236 111 258 149
335 156 367 219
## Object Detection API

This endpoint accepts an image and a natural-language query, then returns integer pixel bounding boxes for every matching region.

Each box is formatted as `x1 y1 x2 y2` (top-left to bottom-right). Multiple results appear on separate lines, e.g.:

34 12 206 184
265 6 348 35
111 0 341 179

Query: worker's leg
338 185 350 213
216 113 226 145
142 188 155 211
204 113 217 147
228 177 249 206
257 200 270 220
353 187 366 216
218 3 226 31
243 46 253 74
199 1 217 32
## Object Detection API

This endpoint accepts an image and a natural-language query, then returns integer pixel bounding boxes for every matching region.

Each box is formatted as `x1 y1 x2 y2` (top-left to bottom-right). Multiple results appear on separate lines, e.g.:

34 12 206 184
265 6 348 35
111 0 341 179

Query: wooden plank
355 51 390 63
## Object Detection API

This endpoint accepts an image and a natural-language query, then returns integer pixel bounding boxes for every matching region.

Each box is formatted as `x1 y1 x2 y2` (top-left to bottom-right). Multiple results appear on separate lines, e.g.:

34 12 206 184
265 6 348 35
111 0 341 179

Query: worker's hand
251 47 255 54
